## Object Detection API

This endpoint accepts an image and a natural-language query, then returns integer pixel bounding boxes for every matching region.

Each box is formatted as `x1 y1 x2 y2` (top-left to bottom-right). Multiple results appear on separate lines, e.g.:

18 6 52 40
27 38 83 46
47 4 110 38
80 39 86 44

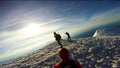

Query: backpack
56 34 61 40
60 60 78 68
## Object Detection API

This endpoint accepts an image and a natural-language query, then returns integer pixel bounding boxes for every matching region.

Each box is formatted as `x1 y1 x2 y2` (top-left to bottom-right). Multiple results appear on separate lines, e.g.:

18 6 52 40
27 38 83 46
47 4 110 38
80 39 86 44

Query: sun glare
22 24 40 36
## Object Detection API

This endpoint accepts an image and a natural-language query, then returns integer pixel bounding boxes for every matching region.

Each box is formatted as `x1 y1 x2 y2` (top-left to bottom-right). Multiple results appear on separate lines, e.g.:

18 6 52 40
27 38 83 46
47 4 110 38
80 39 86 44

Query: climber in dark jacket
54 32 63 48
65 32 72 42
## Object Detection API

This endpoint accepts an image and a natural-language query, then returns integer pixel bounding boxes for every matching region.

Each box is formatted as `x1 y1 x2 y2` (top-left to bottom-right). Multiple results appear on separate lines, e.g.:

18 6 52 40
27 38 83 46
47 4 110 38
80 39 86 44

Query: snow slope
0 36 120 68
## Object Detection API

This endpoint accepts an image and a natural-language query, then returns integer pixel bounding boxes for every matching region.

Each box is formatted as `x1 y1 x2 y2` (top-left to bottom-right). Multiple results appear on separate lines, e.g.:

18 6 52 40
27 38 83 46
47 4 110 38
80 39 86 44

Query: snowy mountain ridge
93 28 120 37
0 36 120 68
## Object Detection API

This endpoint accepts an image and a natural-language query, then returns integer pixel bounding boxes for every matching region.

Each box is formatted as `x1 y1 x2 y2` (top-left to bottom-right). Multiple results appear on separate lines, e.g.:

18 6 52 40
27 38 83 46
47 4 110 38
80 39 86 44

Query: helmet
58 48 69 60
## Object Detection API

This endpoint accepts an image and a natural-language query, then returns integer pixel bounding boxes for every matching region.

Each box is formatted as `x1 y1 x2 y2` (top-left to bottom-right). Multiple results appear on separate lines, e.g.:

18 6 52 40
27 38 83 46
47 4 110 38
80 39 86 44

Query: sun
20 23 48 37
23 24 40 36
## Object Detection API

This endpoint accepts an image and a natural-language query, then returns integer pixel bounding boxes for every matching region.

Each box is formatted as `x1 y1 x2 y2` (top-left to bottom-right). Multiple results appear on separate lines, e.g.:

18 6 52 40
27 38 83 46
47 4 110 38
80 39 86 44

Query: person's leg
68 37 71 42
69 37 72 41
57 40 63 48
67 38 69 42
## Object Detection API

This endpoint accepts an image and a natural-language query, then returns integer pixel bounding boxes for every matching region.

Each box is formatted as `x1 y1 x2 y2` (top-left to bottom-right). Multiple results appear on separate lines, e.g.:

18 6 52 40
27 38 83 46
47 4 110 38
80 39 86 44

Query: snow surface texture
93 28 120 37
0 36 120 68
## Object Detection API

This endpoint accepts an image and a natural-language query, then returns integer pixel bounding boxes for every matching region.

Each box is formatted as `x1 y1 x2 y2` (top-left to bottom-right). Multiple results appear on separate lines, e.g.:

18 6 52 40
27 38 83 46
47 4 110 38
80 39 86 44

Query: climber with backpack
53 32 63 48
54 48 82 68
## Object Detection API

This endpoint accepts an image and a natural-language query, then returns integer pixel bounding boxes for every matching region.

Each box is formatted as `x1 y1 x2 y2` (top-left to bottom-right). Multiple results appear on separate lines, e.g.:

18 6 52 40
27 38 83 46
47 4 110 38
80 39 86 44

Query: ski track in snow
0 36 120 68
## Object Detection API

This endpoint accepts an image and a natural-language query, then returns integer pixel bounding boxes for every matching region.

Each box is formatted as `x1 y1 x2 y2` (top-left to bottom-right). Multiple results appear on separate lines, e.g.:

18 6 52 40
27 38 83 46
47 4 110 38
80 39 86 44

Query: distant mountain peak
93 27 120 37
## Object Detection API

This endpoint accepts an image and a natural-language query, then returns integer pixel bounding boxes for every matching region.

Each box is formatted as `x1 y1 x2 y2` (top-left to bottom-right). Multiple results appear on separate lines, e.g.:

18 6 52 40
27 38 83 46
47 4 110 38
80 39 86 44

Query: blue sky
0 1 120 31
0 1 120 63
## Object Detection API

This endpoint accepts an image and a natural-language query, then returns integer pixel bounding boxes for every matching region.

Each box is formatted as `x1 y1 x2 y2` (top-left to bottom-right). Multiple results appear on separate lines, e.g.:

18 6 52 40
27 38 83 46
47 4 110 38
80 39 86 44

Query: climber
53 32 63 48
65 32 72 42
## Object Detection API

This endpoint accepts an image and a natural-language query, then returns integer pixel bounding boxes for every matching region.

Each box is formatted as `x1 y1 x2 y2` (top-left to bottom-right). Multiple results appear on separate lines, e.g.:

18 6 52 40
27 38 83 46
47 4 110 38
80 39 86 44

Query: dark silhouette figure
53 32 63 48
54 48 82 68
65 32 72 42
